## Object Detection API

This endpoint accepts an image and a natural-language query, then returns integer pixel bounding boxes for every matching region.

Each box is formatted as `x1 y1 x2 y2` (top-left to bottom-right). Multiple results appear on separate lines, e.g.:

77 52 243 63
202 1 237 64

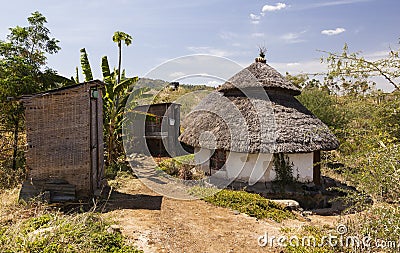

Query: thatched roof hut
180 62 339 154
179 55 339 185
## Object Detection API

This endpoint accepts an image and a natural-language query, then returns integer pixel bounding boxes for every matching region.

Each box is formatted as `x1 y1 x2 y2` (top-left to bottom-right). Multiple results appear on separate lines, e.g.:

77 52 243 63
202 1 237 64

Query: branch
322 50 400 91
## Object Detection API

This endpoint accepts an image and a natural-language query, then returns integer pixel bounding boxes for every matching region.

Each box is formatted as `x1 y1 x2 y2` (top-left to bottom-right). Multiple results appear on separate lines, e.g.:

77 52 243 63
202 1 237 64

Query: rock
311 207 339 216
302 211 313 216
232 210 240 215
107 225 121 234
270 199 300 211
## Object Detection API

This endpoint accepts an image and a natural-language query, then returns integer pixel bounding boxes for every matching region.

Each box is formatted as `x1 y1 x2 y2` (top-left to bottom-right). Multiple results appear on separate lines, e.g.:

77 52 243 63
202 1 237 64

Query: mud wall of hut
194 148 314 184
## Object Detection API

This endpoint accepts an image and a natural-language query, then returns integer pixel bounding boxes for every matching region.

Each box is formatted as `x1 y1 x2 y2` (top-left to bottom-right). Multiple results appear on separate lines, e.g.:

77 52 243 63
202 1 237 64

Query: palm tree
112 31 132 85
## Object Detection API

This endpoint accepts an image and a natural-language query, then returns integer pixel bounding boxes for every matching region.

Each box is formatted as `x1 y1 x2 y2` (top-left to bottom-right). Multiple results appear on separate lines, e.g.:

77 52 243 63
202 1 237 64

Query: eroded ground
102 175 343 253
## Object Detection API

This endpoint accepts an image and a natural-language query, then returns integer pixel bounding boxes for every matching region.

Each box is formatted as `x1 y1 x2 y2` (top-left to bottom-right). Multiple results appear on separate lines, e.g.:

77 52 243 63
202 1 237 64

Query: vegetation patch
156 154 205 180
0 210 141 253
203 189 296 222
273 153 295 185
282 225 342 253
0 189 141 253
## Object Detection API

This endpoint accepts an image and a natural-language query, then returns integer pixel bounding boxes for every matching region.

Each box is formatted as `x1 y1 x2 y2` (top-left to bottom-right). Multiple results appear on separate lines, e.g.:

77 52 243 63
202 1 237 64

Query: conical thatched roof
179 60 339 154
217 62 301 96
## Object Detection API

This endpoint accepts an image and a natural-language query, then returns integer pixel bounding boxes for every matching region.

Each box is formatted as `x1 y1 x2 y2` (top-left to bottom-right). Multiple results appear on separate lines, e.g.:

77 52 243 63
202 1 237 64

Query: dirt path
101 175 343 253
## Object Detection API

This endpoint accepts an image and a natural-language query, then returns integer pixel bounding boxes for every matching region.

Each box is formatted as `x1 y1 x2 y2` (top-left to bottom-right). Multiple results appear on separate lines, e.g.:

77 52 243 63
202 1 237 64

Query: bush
0 211 142 253
105 160 132 180
0 164 25 189
203 189 296 222
297 87 348 130
341 143 400 204
157 155 204 180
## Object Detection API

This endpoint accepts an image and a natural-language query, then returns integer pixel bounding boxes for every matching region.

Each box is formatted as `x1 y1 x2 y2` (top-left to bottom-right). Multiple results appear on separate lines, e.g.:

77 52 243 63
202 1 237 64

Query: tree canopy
0 11 65 171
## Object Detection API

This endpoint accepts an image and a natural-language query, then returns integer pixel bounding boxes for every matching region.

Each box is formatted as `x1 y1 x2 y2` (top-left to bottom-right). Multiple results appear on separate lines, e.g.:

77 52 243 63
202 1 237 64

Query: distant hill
133 78 215 120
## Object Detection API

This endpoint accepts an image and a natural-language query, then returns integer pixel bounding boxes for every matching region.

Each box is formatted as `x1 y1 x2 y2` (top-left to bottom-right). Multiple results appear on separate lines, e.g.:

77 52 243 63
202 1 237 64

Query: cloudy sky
0 0 399 90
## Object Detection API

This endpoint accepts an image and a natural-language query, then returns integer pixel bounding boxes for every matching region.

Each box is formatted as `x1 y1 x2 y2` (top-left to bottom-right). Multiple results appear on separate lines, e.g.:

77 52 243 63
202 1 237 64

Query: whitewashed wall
194 148 314 184
286 152 314 183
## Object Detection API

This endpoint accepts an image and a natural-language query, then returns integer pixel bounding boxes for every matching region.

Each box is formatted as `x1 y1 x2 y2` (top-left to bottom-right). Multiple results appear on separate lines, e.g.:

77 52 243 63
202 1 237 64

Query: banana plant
75 48 149 166
101 55 139 166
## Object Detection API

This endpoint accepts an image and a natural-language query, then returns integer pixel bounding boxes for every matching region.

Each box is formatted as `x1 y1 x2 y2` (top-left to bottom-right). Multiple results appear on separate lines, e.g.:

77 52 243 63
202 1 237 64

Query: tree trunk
116 42 122 109
12 118 19 170
117 41 122 84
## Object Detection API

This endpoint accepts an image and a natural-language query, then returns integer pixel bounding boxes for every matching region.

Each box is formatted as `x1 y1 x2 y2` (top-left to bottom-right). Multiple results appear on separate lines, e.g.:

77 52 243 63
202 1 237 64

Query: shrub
105 160 132 180
203 189 296 222
0 211 142 253
157 154 204 180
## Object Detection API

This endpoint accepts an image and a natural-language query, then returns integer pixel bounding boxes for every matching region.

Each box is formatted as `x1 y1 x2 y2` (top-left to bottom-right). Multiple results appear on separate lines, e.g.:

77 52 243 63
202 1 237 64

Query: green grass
0 211 142 253
203 189 296 222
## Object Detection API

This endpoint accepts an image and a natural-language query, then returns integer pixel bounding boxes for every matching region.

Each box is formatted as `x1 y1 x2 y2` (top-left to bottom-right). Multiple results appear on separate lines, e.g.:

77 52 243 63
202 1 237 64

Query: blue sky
0 0 399 90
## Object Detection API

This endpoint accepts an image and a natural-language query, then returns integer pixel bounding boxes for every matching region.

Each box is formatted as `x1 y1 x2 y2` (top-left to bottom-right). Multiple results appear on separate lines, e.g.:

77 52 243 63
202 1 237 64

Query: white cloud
169 71 185 78
219 31 238 40
205 80 223 87
308 0 370 9
250 13 261 24
250 13 260 20
281 31 307 43
271 60 328 75
251 33 265 38
262 2 287 12
186 46 233 57
321 27 346 36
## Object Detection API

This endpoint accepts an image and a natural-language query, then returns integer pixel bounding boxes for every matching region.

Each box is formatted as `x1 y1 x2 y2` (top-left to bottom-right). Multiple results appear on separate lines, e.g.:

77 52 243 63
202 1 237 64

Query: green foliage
317 92 400 209
0 212 142 253
284 225 346 253
341 143 400 204
105 159 132 180
0 162 25 189
286 205 400 252
350 204 400 247
112 31 133 84
80 48 93 82
321 43 400 92
101 55 138 166
0 11 70 173
273 153 294 185
203 189 296 222
112 31 133 47
156 154 205 180
297 87 349 129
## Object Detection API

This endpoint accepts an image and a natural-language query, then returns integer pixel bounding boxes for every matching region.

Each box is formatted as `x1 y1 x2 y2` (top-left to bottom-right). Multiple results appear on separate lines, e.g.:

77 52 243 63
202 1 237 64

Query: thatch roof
217 62 301 96
179 60 339 153
179 91 339 153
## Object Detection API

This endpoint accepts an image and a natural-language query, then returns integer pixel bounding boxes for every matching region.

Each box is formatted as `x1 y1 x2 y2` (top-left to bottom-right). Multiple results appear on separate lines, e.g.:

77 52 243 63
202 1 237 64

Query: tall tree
112 31 132 84
0 11 64 170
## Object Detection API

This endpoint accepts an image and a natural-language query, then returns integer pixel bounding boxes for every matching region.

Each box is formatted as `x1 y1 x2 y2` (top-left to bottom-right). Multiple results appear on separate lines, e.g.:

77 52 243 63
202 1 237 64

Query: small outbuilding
179 55 339 186
130 103 181 157
20 80 105 201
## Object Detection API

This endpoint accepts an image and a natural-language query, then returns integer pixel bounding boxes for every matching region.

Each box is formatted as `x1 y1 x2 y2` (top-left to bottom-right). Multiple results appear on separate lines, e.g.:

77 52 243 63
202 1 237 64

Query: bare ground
101 175 344 253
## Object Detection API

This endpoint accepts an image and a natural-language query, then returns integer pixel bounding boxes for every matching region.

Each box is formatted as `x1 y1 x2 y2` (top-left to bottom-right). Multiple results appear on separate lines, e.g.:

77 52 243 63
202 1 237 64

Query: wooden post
313 150 321 186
